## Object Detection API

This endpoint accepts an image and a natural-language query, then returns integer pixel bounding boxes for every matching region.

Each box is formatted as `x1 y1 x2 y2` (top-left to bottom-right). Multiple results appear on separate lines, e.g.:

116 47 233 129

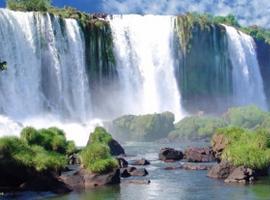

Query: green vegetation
224 105 268 129
112 112 175 141
87 127 113 145
214 127 270 169
170 105 270 141
81 127 118 174
168 116 227 140
80 142 118 174
0 136 66 172
21 126 76 155
7 0 51 11
176 13 270 55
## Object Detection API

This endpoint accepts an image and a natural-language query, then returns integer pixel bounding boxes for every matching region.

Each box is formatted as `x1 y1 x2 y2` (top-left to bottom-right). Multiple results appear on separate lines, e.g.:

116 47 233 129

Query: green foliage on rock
80 142 118 174
169 116 227 140
87 127 113 145
7 0 51 11
21 126 76 155
81 127 118 174
214 127 270 170
0 136 66 172
112 112 175 141
224 105 268 129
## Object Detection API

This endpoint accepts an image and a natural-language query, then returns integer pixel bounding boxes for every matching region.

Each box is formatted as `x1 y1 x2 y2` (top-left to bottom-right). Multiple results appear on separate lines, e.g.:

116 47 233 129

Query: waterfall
0 9 92 121
109 15 184 120
224 25 267 109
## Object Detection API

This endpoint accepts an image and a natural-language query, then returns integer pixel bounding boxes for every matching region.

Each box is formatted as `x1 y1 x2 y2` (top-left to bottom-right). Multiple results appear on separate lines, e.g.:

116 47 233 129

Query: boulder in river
184 147 215 162
159 148 184 162
130 158 150 166
60 168 120 190
207 160 236 179
224 166 255 184
120 167 148 177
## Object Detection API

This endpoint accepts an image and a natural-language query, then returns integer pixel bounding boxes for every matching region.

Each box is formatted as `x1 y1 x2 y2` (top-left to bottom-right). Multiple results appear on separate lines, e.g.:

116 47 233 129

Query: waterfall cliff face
0 9 268 144
109 15 184 120
0 9 91 122
224 25 267 109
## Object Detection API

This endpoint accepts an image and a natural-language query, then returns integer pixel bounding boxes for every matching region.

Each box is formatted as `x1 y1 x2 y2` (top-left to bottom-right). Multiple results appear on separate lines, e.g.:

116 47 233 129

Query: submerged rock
164 164 212 171
159 148 184 162
184 147 215 162
130 158 150 166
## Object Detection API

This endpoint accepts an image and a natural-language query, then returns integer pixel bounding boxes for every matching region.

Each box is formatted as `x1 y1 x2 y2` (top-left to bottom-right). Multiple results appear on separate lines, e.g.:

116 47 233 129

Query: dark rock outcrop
207 161 235 179
211 134 229 161
130 158 150 166
120 167 148 178
60 168 120 190
184 147 215 162
224 166 255 184
117 157 128 168
108 139 125 156
68 153 81 165
159 148 184 162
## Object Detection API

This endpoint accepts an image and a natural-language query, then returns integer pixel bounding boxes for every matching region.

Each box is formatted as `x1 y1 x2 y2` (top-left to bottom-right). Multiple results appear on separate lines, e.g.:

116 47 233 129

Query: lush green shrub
214 127 270 169
224 105 267 129
168 116 226 140
20 127 75 155
0 136 66 172
80 143 118 174
88 127 113 145
6 0 51 11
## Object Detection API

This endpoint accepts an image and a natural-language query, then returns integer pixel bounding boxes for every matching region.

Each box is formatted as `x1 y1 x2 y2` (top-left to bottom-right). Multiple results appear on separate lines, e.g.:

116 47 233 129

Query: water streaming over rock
0 9 268 145
109 15 184 120
224 25 267 109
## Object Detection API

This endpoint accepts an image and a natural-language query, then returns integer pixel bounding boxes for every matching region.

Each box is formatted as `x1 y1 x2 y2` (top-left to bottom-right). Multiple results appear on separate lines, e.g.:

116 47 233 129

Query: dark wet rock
159 148 184 161
120 167 148 177
184 147 215 162
0 164 70 194
207 160 235 179
130 158 150 166
224 166 255 184
68 153 81 165
108 139 125 156
60 168 120 190
117 157 128 168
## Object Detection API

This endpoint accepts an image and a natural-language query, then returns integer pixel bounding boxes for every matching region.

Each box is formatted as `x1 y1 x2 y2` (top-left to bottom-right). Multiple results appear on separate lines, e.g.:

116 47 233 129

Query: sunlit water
4 142 270 200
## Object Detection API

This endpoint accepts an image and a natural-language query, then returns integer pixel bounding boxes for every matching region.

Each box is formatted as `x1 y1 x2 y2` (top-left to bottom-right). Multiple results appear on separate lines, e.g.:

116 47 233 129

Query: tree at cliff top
6 0 51 11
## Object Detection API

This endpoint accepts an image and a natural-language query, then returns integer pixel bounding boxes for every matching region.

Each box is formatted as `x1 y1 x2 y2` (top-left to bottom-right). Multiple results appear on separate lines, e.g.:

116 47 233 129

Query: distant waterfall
224 25 267 109
0 9 92 121
109 15 184 120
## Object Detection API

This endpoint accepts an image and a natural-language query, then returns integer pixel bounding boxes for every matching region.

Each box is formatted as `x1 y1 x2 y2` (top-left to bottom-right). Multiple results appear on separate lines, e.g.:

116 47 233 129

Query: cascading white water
0 9 95 145
0 9 92 121
224 25 267 109
109 15 184 120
